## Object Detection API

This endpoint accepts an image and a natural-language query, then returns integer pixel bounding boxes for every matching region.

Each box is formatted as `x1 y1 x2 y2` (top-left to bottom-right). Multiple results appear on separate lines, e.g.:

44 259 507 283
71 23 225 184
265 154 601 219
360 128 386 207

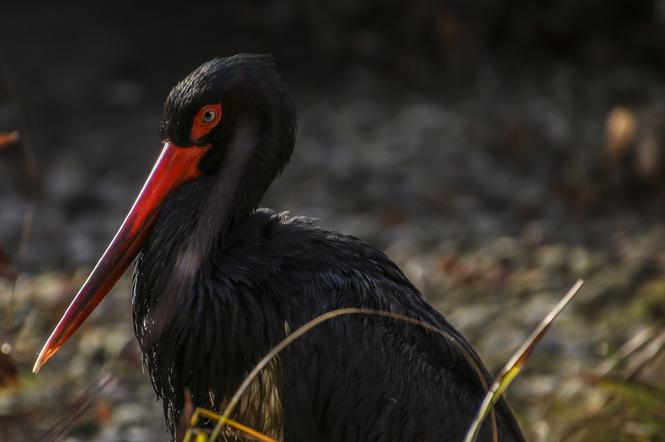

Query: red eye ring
191 103 222 140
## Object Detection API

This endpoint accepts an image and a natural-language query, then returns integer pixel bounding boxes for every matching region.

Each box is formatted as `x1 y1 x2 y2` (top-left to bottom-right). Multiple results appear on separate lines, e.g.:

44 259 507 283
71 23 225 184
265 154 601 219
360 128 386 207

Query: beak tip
33 347 49 373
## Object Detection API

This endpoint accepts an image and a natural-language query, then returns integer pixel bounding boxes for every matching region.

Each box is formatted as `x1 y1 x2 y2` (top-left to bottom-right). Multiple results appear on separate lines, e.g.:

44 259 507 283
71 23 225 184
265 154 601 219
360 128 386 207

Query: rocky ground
1 4 664 442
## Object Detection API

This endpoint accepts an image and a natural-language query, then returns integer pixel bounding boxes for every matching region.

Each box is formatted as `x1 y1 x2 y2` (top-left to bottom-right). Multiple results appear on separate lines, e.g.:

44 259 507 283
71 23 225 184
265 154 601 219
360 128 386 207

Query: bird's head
33 55 296 372
161 55 295 178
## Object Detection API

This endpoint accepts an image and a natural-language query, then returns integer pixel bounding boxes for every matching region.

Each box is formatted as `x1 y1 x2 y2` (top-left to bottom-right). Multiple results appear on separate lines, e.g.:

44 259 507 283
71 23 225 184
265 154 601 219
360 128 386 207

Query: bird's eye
201 109 217 123
191 103 222 141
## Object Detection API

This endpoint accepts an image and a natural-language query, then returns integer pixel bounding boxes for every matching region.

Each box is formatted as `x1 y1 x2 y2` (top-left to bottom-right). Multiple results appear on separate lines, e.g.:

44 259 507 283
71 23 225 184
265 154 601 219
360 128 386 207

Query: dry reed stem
205 307 497 442
463 279 584 442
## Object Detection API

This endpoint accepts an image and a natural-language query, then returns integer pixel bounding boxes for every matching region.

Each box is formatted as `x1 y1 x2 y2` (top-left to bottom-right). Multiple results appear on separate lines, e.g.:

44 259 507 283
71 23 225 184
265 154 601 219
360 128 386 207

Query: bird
33 54 524 442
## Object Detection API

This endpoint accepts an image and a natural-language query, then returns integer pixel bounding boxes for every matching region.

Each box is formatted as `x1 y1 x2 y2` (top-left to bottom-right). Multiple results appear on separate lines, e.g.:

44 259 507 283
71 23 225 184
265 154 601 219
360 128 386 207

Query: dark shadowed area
1 1 664 441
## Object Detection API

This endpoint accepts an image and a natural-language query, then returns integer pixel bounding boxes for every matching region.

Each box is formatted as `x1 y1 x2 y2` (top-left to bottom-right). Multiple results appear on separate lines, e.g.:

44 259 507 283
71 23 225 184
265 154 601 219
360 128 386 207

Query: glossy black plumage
132 55 524 441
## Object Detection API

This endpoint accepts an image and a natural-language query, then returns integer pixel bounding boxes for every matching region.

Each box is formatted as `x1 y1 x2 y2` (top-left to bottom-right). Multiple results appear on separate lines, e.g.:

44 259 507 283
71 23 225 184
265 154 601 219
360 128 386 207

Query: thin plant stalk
463 279 584 442
207 307 497 442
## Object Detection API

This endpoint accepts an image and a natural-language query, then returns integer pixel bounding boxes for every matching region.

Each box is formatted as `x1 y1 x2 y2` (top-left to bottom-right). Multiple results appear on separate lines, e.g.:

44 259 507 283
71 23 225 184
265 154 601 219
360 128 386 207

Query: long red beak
33 142 208 373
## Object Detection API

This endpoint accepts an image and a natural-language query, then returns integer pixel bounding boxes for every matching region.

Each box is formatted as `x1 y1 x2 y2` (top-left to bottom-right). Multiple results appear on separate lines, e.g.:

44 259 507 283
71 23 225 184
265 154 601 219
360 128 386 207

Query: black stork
34 54 524 442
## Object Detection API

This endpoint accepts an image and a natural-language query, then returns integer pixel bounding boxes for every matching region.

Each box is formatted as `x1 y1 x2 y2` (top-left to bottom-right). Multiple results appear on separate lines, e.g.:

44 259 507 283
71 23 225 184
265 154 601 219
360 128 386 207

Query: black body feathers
131 54 524 441
134 186 523 441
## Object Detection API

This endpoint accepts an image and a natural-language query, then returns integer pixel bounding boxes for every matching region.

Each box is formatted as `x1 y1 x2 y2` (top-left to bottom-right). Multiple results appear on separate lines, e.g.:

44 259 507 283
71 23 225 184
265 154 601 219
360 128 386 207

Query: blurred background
1 1 664 440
